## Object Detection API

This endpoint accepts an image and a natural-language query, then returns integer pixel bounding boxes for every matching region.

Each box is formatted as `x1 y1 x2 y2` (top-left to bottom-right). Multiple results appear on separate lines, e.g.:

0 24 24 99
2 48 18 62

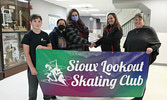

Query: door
0 3 5 80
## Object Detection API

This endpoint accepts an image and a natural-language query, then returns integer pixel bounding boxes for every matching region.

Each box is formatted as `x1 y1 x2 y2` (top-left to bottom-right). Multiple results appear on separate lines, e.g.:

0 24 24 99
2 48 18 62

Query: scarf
71 21 86 34
71 21 87 51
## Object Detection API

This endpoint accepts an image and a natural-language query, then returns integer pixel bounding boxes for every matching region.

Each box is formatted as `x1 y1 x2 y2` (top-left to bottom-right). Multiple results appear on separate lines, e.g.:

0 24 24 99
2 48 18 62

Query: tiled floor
0 65 167 100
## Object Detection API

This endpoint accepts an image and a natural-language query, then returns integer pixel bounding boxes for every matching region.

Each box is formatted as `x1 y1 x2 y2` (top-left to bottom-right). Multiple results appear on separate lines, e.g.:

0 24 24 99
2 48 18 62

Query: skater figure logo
42 60 68 86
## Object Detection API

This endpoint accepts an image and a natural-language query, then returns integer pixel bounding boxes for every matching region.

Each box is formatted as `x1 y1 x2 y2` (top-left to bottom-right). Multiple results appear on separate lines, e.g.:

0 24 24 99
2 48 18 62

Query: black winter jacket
95 25 123 51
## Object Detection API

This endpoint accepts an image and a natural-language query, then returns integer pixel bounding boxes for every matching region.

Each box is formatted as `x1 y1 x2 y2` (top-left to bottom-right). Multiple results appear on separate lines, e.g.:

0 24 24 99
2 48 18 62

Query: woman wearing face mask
91 13 123 52
123 13 161 100
66 8 92 51
49 19 67 50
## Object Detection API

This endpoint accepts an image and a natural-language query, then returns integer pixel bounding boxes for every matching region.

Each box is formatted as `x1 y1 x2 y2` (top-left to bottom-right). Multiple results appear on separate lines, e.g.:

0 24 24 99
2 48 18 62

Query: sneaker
51 96 57 99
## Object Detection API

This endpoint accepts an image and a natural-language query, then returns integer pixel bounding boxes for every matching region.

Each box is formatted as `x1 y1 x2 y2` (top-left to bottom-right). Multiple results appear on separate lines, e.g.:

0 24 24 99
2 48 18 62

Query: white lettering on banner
120 75 143 86
102 61 144 75
67 60 98 72
71 74 117 89
65 60 146 89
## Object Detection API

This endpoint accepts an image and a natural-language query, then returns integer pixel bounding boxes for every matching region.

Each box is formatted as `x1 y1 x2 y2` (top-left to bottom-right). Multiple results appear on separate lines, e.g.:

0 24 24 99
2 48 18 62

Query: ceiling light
69 4 93 8
91 14 106 16
81 9 99 12
18 0 28 3
56 0 71 1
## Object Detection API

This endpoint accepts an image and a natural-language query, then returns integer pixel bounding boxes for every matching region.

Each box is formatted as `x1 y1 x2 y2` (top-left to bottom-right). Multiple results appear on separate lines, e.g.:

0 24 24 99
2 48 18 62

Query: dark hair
66 8 85 26
134 13 145 23
57 19 66 25
106 13 121 30
30 14 42 22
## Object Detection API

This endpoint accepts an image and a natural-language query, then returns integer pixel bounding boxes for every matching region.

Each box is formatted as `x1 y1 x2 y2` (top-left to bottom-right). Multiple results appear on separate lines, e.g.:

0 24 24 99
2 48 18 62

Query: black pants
28 71 50 100
132 97 143 100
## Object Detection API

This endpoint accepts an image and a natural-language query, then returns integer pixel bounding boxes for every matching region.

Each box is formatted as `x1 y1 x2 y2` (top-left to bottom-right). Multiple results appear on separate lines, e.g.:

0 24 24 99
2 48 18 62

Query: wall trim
0 72 4 80
152 63 167 66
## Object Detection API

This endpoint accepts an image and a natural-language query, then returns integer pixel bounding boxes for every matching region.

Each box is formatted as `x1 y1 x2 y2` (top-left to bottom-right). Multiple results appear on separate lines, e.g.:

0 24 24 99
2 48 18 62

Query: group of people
21 8 161 100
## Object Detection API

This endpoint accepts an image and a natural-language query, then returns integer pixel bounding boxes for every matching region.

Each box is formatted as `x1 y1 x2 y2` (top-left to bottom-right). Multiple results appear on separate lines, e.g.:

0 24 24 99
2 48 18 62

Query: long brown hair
66 9 85 26
106 13 121 30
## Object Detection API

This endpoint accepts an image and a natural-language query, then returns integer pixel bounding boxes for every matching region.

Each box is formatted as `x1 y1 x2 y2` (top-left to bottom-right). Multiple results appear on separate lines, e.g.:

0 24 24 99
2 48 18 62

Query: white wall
117 9 141 25
143 1 167 33
30 0 67 33
154 33 167 64
80 16 92 29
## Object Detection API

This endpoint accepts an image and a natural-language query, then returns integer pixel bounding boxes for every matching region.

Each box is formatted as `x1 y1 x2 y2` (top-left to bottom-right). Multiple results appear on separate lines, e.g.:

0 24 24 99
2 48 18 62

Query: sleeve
50 33 58 49
95 38 102 47
49 32 53 39
147 27 161 64
46 34 51 44
21 33 30 45
148 27 161 52
123 38 127 52
84 26 89 38
123 31 130 51
66 24 91 46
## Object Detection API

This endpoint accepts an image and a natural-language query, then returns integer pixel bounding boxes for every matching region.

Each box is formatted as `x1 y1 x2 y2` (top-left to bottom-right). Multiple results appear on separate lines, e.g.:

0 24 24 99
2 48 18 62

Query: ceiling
43 0 117 17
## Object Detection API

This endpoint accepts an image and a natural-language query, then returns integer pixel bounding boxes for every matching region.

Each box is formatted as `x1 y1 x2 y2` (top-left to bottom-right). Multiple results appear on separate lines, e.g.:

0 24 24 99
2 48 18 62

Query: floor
0 64 167 100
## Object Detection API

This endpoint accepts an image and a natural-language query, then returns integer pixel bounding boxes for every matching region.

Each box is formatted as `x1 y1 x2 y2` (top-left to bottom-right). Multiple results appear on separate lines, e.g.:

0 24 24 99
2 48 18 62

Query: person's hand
90 42 96 48
30 67 38 75
146 48 153 54
36 45 43 49
89 29 93 33
97 34 103 38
